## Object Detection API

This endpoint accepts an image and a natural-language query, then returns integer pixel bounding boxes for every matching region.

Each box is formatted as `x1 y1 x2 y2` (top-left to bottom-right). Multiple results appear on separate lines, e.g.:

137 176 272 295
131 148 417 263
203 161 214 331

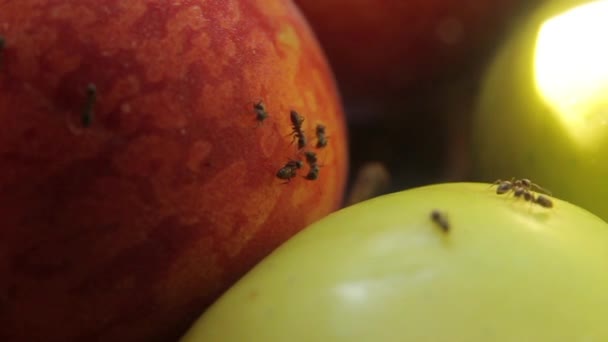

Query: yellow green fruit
472 0 608 221
181 183 608 342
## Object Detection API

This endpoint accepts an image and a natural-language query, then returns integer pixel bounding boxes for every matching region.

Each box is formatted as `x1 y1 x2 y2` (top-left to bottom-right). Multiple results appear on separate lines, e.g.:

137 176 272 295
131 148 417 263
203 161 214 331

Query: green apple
472 0 608 221
180 182 608 342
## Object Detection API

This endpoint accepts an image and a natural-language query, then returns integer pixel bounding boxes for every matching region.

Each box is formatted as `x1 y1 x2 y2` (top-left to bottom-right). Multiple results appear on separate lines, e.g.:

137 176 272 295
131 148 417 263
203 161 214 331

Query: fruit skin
0 1 347 341
471 0 608 221
180 182 608 342
294 0 531 98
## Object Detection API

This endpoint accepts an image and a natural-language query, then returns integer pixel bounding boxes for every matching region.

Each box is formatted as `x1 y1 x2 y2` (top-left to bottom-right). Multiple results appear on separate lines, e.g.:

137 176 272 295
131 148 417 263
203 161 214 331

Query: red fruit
0 1 348 341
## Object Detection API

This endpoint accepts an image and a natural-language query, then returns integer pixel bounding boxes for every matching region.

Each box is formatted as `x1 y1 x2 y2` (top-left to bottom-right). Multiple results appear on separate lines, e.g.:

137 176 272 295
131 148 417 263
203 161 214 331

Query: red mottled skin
0 1 348 341
294 0 529 96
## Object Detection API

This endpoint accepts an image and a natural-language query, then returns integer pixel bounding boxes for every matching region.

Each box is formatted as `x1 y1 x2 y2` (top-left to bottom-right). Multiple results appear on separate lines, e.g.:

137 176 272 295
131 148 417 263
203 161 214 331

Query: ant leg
530 182 553 196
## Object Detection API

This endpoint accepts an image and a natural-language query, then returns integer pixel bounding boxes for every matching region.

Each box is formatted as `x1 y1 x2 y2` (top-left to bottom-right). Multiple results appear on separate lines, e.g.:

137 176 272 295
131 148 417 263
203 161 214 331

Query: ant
304 164 320 180
430 209 450 233
493 178 554 209
516 188 554 209
302 150 324 181
513 186 536 204
491 178 551 196
315 124 328 148
303 150 317 165
289 110 307 149
491 179 515 195
253 100 269 123
82 83 97 127
534 194 554 208
276 159 303 183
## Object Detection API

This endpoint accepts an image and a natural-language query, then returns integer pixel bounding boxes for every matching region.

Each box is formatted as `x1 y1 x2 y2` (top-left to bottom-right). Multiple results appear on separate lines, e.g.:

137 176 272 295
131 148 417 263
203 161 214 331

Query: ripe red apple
0 1 348 341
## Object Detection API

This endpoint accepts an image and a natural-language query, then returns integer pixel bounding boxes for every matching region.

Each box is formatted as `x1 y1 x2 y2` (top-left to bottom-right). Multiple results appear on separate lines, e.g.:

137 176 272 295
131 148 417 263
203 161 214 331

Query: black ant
276 159 303 183
491 178 551 196
516 188 553 209
513 186 534 202
253 100 268 123
302 150 323 181
304 164 320 180
491 179 514 195
430 209 449 233
534 194 553 208
303 151 317 165
315 124 328 148
289 110 307 149
82 83 97 127
493 178 554 209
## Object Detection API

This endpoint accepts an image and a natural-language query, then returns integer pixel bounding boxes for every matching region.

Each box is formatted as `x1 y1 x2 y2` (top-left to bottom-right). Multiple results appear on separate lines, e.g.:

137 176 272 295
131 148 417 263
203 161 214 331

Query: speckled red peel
0 1 348 341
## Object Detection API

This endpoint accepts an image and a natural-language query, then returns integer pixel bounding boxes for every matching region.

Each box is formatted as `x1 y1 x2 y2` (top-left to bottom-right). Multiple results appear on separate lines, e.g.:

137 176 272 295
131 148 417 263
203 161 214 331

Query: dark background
293 0 547 204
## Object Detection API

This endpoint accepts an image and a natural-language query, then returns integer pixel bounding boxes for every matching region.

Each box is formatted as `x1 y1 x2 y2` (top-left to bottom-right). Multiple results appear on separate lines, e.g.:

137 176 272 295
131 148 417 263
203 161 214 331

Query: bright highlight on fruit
534 0 608 144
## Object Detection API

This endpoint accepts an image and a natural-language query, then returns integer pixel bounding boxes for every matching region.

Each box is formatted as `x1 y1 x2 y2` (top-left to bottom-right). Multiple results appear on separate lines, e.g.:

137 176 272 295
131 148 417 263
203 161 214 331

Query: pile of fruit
2 1 608 341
